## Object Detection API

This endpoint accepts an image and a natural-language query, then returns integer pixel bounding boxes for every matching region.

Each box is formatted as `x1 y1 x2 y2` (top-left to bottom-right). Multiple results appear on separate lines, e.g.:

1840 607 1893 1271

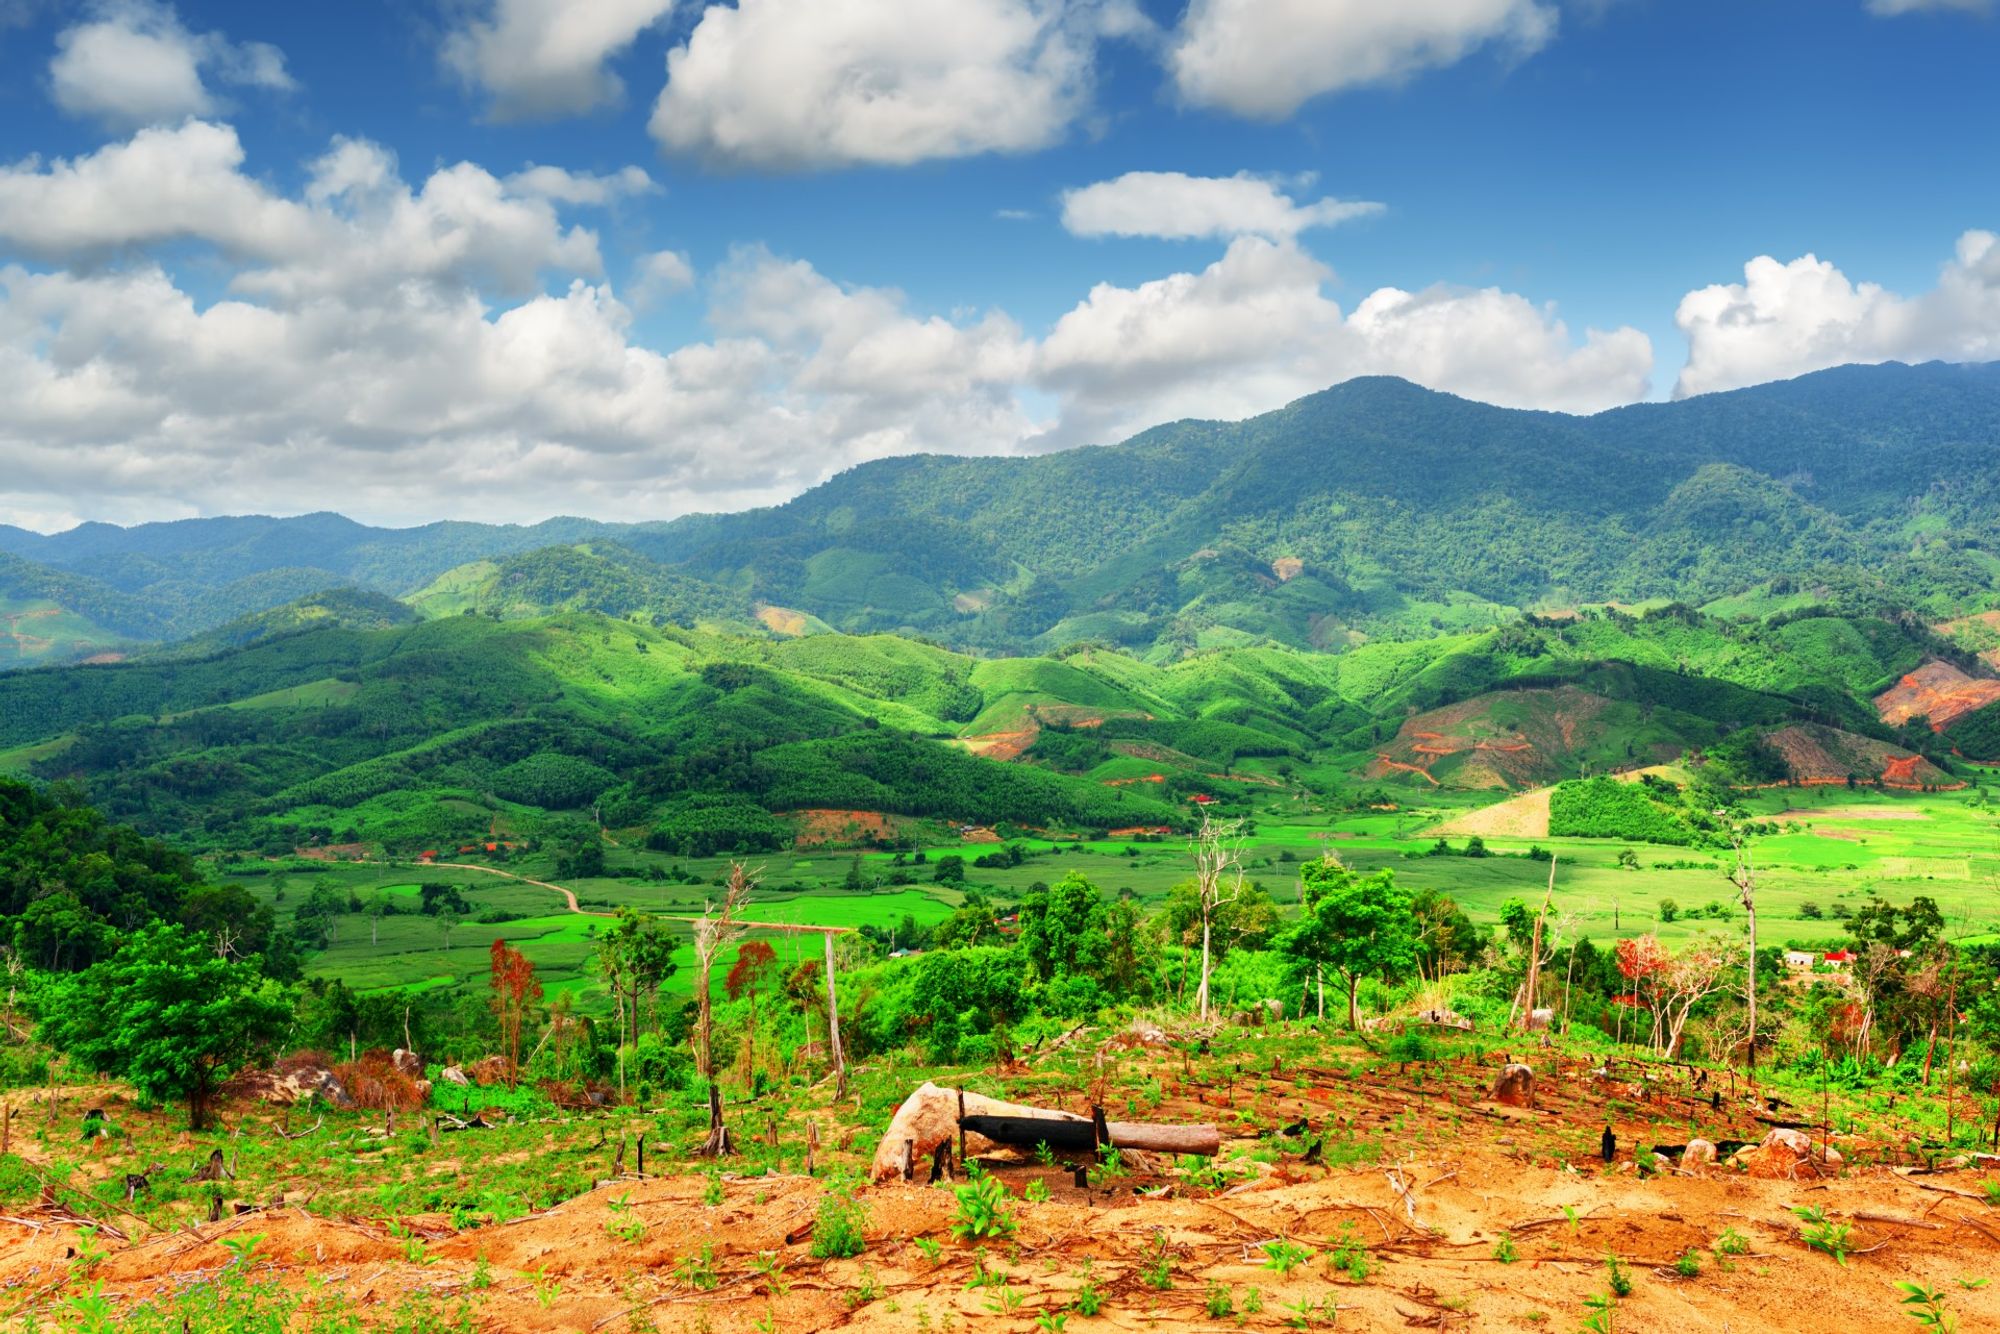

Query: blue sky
0 0 1995 530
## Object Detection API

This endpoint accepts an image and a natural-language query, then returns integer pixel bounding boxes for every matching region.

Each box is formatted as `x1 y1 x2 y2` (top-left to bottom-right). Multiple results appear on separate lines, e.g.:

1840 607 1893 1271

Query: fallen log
870 1081 1218 1180
958 1114 1221 1157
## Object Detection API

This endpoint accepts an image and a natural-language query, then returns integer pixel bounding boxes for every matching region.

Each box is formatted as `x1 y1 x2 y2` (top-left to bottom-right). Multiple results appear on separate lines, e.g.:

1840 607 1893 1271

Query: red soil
788 810 910 848
1873 661 2000 731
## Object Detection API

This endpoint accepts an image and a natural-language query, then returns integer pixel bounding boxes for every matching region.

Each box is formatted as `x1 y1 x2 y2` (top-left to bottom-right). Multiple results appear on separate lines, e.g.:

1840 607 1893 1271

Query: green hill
404 542 748 626
8 362 2000 663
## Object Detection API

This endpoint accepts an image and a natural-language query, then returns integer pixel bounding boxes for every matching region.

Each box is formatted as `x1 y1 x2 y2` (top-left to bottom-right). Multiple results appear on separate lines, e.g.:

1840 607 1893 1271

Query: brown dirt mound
1764 723 1960 790
788 809 911 847
754 604 812 636
1364 686 1617 791
1873 660 2000 730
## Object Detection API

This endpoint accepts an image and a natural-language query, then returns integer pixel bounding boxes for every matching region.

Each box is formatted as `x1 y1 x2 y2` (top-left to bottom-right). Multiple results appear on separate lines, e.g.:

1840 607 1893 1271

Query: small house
1784 950 1816 970
1822 949 1855 969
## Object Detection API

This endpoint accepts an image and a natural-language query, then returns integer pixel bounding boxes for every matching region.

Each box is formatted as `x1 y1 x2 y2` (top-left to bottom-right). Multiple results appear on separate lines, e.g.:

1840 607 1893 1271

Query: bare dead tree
1654 937 1739 1059
1188 808 1245 1024
1513 854 1558 1034
1725 823 1760 1074
694 863 757 1156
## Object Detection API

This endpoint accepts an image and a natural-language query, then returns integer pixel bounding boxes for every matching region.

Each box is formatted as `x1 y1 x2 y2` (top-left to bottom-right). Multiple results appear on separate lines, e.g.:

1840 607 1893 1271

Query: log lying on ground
869 1081 1218 1181
960 1114 1221 1157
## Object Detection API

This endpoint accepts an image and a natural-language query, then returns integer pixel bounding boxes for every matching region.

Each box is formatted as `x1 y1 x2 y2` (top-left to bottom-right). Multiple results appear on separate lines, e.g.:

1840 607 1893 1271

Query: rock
1414 1008 1474 1031
1526 1008 1555 1031
439 1066 470 1086
466 1055 510 1086
232 1060 354 1109
1260 998 1285 1024
1740 1127 1820 1179
1651 1152 1674 1174
1682 1138 1718 1169
391 1049 424 1077
1491 1063 1535 1108
1822 1145 1844 1169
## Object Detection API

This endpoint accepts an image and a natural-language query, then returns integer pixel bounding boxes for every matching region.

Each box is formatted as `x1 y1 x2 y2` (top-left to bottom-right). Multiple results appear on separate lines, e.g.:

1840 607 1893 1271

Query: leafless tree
1725 822 1760 1072
694 863 757 1156
1187 809 1246 1023
694 863 757 1080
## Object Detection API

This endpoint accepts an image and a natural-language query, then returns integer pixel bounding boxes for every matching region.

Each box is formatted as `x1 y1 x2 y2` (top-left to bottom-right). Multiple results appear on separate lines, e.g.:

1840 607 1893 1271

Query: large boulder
1491 1064 1535 1108
438 1066 470 1087
391 1049 424 1077
1525 1008 1555 1031
233 1058 354 1109
1682 1138 1718 1170
1734 1127 1838 1179
1260 998 1285 1024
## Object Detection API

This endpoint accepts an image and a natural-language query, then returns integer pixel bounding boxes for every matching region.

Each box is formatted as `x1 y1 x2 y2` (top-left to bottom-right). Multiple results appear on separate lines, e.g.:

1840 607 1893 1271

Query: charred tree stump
901 1138 916 1182
699 1084 731 1157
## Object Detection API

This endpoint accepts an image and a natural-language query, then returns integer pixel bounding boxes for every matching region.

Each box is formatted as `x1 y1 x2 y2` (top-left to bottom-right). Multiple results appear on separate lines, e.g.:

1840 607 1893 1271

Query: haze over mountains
5 359 1999 670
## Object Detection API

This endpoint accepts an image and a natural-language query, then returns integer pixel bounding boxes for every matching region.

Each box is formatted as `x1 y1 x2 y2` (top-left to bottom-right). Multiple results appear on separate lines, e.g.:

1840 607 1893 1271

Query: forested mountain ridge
0 598 1983 860
5 359 2000 664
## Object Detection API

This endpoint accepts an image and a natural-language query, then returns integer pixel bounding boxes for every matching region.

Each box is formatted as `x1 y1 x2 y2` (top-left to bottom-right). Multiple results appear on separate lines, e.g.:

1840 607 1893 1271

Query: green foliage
810 1185 870 1259
1283 859 1416 1027
950 1174 1018 1242
1794 1205 1853 1263
31 921 291 1128
1549 777 1712 847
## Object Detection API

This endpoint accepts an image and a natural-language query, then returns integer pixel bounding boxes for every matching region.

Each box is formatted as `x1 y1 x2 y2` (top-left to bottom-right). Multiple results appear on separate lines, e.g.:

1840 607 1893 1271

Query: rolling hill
7 361 2000 665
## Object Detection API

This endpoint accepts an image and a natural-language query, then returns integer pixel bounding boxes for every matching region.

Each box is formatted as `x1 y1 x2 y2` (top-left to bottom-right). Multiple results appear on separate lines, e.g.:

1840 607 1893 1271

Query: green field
224 779 2000 1013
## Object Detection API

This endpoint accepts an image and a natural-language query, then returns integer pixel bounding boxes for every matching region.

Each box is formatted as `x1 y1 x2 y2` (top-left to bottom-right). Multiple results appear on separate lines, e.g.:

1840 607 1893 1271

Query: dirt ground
9 1141 2000 1331
9 1037 2000 1332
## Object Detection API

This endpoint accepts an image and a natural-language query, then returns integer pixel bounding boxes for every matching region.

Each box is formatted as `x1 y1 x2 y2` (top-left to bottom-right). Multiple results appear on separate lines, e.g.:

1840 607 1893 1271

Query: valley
8 365 2000 1332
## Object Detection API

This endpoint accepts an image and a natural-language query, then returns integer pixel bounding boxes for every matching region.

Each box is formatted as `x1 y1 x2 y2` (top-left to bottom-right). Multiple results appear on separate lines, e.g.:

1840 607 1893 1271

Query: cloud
631 248 695 307
48 0 294 130
0 124 1655 530
1168 0 1557 119
1865 0 1989 14
1673 231 2000 397
0 123 615 301
503 164 658 205
1038 236 1652 443
1061 171 1382 241
442 0 676 121
649 0 1105 169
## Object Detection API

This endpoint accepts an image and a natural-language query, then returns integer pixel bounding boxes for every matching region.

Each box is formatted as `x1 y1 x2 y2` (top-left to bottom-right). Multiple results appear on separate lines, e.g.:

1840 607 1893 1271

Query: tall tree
488 939 542 1090
1282 859 1416 1029
33 922 289 1129
725 939 777 1091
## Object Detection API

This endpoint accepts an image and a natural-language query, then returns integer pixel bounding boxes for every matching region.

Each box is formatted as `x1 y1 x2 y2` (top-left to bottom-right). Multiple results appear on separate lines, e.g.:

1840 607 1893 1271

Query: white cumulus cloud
1673 231 2000 397
1168 0 1557 119
442 0 677 121
0 125 1664 530
1061 171 1382 241
48 0 294 130
1038 236 1652 444
649 0 1103 169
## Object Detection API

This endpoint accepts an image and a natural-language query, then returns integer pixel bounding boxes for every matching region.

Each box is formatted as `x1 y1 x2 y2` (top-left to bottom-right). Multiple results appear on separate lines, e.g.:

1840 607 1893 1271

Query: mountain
403 542 748 626
7 360 2000 666
0 596 1971 855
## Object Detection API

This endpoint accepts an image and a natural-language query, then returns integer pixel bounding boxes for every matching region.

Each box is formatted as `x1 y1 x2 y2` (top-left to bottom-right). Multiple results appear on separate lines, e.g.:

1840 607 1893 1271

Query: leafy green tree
932 855 966 886
1018 872 1106 983
1657 898 1680 923
32 922 290 1128
1282 859 1416 1029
